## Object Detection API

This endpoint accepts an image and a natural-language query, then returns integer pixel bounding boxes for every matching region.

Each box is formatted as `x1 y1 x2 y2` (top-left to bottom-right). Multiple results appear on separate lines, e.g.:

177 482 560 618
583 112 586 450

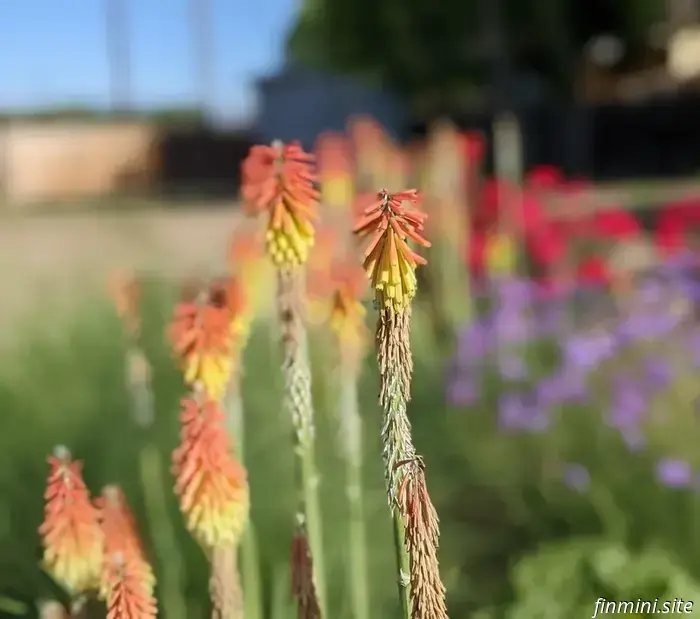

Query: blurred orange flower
315 132 355 209
241 141 319 268
39 447 103 594
95 486 155 606
329 265 369 369
306 225 340 301
104 554 157 619
168 285 233 400
228 226 275 319
353 189 431 315
172 397 249 549
210 276 250 344
108 270 141 337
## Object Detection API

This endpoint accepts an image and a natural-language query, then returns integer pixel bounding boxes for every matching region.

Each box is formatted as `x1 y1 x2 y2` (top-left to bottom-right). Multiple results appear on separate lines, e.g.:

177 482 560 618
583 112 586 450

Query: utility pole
189 0 214 122
105 0 132 113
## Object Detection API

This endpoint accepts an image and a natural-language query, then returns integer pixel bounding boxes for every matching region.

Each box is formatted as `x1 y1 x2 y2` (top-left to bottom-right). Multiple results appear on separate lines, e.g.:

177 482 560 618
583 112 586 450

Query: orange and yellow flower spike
168 285 234 401
39 446 103 595
172 395 250 549
95 485 156 608
241 140 319 268
103 553 157 619
353 189 431 316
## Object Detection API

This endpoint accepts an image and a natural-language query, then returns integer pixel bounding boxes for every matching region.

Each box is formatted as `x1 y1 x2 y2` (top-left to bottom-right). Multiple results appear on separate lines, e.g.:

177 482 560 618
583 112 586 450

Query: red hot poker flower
353 189 431 315
95 486 155 606
172 397 250 549
104 554 157 619
241 141 319 268
39 446 103 595
168 285 233 400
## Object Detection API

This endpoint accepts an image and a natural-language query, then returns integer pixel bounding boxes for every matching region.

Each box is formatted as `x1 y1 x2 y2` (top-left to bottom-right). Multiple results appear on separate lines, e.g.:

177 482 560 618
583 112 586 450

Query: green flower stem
381 370 414 619
338 374 370 619
392 510 412 619
224 377 264 619
277 268 327 615
138 443 187 619
125 348 187 619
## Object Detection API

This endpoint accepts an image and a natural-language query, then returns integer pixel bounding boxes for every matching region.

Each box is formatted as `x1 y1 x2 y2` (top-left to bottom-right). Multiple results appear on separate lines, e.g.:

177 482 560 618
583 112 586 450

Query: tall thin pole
105 0 131 113
189 0 214 121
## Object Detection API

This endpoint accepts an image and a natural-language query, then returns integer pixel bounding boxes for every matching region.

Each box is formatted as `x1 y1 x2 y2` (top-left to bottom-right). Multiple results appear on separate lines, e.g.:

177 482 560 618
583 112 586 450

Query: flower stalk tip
104 553 158 619
354 189 430 317
242 140 320 268
96 486 157 619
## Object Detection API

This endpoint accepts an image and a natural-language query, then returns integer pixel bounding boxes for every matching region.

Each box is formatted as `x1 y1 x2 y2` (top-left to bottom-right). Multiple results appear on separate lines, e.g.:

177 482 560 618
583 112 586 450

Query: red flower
526 165 562 190
459 132 485 163
593 208 640 239
527 223 567 267
577 256 610 286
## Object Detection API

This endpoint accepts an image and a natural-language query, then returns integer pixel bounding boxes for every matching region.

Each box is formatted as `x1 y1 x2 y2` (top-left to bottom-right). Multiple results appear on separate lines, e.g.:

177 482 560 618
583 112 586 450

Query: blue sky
0 0 297 123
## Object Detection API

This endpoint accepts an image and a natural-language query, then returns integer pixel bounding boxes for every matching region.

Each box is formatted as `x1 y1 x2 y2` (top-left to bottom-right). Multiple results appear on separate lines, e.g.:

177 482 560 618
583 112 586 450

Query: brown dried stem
209 545 244 619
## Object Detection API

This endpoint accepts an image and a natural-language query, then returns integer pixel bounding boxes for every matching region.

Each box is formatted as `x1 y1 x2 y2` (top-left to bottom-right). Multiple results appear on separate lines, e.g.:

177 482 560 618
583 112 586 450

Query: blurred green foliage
3 279 700 618
287 0 666 112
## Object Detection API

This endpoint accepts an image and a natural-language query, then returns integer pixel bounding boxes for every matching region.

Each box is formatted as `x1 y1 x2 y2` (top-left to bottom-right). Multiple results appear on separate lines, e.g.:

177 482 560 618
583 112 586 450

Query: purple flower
656 458 693 488
563 464 590 491
447 378 479 407
457 320 494 366
491 307 534 345
498 391 549 433
562 331 616 370
642 357 674 391
637 278 667 306
608 374 647 430
616 312 679 344
493 276 534 307
535 368 589 406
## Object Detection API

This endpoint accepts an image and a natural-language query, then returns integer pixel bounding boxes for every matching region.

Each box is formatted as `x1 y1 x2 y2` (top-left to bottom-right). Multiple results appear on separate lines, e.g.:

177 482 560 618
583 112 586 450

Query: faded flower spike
398 461 448 619
241 140 319 268
95 486 155 607
354 189 431 316
168 284 234 401
329 265 369 368
39 446 103 595
108 270 141 338
104 553 157 619
291 526 322 619
172 395 250 549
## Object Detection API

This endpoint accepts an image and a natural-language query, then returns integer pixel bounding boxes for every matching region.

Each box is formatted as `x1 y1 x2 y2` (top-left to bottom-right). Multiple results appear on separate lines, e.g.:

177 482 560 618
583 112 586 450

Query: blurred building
0 120 159 206
253 62 408 149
